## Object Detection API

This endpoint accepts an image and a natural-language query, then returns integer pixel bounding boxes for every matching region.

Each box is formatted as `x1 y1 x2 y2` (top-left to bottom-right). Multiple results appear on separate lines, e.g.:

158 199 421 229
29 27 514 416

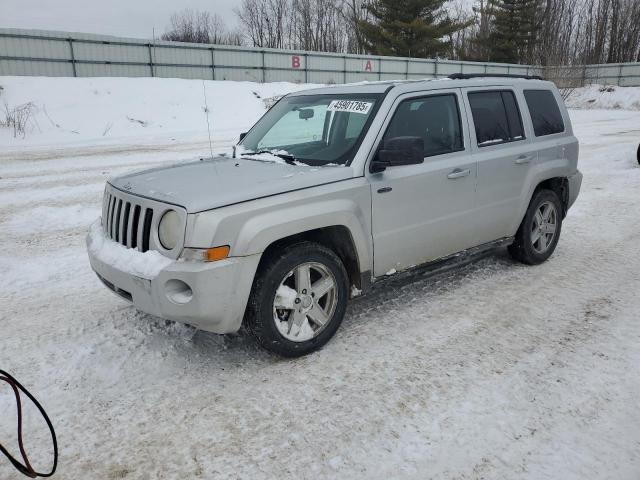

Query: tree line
161 0 640 65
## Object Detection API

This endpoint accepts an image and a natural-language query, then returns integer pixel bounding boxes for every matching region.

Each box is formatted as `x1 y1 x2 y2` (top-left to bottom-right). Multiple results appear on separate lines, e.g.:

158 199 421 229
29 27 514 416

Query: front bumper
567 169 583 210
87 220 261 334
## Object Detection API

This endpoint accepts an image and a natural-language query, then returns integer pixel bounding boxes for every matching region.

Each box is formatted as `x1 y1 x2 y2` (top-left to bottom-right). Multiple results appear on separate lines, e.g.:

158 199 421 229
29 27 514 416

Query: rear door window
523 90 565 136
468 90 525 147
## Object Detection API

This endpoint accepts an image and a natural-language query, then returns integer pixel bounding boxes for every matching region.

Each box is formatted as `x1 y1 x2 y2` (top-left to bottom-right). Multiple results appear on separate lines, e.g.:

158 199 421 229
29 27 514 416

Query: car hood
109 156 354 213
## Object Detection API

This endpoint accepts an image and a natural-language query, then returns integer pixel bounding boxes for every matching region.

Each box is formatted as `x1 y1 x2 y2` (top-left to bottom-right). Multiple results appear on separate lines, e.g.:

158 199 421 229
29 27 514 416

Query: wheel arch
518 176 569 226
255 225 364 292
533 176 569 217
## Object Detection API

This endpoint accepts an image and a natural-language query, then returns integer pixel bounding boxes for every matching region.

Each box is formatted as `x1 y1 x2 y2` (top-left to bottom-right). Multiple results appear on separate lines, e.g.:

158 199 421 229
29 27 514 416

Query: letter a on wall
364 60 373 72
292 56 301 68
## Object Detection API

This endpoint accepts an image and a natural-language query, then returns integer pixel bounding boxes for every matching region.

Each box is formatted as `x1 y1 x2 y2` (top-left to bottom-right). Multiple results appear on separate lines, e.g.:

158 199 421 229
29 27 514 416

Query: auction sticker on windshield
327 100 372 114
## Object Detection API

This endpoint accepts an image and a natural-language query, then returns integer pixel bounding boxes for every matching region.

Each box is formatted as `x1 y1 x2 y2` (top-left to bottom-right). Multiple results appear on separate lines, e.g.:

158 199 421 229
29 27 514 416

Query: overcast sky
2 0 242 39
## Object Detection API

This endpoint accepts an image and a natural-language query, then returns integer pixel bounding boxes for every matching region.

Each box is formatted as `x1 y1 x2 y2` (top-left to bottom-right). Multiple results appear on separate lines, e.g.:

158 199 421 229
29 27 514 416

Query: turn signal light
206 246 230 262
181 246 231 262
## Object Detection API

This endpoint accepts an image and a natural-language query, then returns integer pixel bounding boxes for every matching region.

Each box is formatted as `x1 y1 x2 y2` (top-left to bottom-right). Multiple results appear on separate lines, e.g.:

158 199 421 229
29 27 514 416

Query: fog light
165 279 193 304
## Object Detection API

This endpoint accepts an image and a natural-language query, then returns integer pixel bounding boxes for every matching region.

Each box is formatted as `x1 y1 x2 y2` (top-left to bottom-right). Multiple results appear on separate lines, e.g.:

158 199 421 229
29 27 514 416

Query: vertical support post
210 48 215 80
434 58 438 79
147 43 154 77
261 50 266 83
68 38 77 77
304 53 308 84
484 64 488 74
378 58 382 81
618 64 623 86
406 58 409 79
582 64 587 87
343 56 347 83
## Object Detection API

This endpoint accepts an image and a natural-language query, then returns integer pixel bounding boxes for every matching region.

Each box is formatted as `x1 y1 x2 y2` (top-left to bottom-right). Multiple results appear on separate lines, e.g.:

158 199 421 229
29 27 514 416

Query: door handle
515 154 533 165
447 168 471 179
377 186 393 194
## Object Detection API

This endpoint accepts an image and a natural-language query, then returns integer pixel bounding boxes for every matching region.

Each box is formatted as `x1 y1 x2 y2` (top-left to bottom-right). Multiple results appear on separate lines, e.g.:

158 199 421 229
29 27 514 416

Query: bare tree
341 0 370 54
162 9 244 45
236 0 362 53
290 0 347 52
235 0 290 48
447 0 477 59
606 0 640 62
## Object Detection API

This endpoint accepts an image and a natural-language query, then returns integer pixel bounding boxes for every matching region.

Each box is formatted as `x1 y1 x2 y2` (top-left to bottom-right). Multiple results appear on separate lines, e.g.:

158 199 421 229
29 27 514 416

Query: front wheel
245 242 349 357
508 189 563 265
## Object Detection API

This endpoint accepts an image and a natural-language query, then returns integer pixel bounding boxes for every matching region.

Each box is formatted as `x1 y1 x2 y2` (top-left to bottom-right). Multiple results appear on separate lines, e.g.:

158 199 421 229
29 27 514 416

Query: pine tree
481 0 540 63
358 0 469 58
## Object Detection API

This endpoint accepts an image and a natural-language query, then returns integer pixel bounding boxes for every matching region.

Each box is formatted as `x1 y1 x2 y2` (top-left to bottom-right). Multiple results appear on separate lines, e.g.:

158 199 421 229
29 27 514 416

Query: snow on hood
108 155 353 213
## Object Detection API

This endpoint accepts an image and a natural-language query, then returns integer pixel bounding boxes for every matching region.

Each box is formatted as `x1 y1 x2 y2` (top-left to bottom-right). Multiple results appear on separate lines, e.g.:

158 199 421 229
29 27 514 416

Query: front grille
102 189 155 252
101 184 187 258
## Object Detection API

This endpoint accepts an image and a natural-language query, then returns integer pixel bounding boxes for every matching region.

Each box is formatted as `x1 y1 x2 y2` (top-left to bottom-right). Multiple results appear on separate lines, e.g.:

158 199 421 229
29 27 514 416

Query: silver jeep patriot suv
87 75 582 357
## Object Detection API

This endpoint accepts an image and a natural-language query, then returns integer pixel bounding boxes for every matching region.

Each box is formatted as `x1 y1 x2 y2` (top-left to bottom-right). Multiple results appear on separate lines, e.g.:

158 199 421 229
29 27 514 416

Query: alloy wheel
272 262 338 342
531 201 557 254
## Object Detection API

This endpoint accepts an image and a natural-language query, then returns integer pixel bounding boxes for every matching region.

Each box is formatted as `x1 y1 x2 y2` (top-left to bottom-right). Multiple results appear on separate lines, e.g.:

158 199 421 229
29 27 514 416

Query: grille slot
141 208 153 252
122 202 131 247
114 199 123 242
102 189 160 253
131 205 141 249
109 196 117 239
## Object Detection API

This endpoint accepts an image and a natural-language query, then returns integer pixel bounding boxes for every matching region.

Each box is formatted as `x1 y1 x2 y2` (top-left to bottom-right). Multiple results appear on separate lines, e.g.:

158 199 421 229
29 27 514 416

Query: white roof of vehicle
288 77 556 96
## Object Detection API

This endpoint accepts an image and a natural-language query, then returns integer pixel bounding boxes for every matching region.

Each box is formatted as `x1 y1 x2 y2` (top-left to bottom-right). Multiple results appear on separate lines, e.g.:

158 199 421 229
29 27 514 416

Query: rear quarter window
524 90 565 136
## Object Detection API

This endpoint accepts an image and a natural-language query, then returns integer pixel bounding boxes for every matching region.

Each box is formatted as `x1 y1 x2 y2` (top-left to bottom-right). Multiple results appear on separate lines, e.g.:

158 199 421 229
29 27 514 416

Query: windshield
237 93 382 166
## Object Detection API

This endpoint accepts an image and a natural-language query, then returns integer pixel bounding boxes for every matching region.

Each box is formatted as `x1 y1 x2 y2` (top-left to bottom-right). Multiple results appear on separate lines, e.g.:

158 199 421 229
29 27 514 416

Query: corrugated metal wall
1 28 639 86
546 63 640 87
0 28 543 84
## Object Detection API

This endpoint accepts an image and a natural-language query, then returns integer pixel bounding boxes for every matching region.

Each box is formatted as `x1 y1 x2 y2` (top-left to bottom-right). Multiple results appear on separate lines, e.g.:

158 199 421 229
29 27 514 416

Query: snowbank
2 77 639 152
0 76 321 150
565 84 640 111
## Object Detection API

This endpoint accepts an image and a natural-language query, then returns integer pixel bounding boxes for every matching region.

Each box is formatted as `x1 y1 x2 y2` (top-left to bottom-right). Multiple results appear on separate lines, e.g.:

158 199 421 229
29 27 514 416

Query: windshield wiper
240 150 298 165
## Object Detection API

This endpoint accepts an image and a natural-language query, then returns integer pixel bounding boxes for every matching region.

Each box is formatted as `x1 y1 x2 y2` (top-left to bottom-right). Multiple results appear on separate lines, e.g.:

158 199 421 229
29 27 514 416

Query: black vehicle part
448 73 544 80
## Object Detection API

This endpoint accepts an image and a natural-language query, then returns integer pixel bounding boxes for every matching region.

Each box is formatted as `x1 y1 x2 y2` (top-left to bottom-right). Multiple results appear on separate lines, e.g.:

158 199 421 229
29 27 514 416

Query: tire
245 242 349 357
508 189 563 265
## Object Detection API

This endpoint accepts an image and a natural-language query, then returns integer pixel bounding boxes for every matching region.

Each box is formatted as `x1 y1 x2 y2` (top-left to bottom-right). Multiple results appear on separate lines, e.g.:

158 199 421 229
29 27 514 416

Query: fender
236 198 372 272
185 181 374 274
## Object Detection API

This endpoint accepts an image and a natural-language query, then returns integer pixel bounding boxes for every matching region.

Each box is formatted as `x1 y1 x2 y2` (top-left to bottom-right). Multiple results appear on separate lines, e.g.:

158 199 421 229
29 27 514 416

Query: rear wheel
508 189 562 265
245 242 349 357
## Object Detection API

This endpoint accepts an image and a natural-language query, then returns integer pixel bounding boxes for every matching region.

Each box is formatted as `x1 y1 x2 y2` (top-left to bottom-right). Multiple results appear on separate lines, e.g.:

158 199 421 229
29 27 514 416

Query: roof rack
448 73 544 80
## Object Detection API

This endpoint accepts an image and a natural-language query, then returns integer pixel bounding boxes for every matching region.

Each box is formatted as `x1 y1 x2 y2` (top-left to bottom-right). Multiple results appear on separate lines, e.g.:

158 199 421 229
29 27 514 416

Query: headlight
158 210 181 250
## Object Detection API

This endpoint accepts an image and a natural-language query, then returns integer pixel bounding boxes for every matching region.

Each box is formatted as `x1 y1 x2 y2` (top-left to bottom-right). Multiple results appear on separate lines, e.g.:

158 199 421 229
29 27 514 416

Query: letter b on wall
292 56 301 69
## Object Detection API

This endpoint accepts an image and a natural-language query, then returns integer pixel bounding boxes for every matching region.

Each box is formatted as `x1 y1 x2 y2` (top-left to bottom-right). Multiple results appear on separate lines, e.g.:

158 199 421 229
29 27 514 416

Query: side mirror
370 136 424 173
298 108 314 120
239 132 247 142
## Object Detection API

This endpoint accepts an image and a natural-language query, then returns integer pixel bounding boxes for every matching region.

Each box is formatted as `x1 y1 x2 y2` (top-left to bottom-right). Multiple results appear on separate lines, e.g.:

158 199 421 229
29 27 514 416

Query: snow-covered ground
1 78 640 479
